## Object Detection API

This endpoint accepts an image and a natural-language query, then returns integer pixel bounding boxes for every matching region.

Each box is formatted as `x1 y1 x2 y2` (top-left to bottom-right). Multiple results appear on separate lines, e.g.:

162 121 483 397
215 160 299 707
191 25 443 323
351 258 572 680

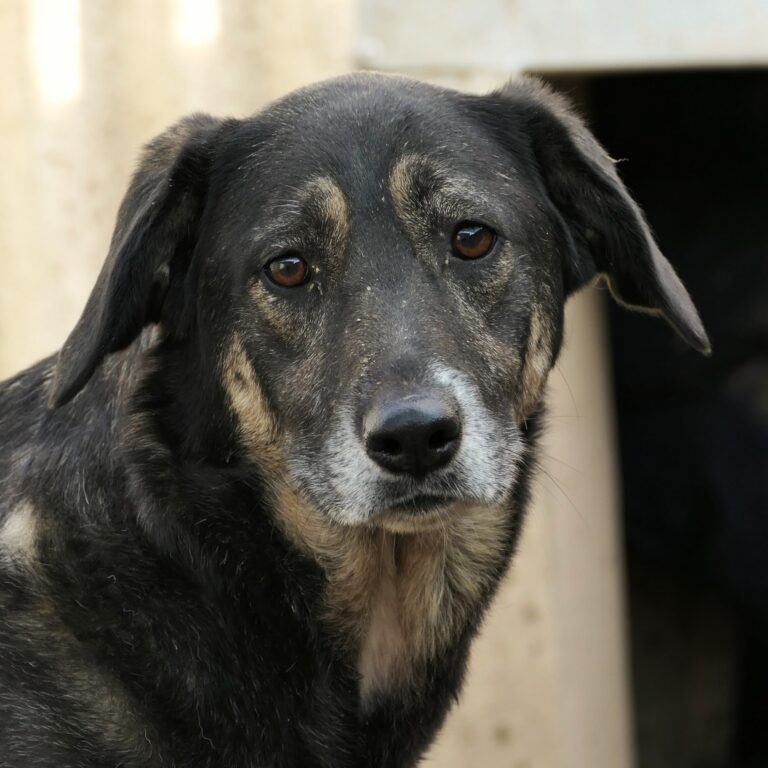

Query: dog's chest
357 554 405 702
272 485 511 706
339 508 510 706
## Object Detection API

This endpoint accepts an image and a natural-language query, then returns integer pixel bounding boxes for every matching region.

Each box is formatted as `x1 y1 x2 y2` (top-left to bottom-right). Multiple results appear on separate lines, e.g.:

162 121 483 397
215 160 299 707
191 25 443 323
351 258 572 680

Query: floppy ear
480 78 710 355
49 114 226 407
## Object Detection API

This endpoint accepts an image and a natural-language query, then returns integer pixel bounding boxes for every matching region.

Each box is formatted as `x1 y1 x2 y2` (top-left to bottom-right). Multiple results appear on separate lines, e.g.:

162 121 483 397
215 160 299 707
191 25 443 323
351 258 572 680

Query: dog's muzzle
362 389 461 477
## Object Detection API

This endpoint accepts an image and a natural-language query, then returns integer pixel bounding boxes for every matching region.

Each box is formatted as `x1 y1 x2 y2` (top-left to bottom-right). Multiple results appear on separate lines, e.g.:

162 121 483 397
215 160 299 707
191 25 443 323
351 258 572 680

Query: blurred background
1 2 766 766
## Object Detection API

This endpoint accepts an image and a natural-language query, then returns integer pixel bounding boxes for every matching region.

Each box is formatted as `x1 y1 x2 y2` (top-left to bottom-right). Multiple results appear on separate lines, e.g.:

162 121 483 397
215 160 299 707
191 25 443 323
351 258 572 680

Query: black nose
363 394 462 475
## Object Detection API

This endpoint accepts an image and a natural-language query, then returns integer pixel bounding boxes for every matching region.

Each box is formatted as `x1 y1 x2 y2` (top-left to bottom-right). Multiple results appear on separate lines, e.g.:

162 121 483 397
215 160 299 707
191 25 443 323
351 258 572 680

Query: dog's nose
363 394 461 475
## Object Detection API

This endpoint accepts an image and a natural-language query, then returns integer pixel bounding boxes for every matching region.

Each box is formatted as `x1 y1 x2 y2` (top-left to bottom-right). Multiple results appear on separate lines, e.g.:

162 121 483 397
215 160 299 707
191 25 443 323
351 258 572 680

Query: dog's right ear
49 114 226 408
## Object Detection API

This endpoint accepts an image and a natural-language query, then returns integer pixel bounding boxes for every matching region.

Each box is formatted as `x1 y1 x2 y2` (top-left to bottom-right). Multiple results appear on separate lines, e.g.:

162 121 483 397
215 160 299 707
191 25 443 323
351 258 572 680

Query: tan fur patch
0 502 39 568
222 335 283 470
307 175 350 247
4 592 159 761
276 488 509 706
359 503 509 705
389 154 423 226
517 302 554 419
0 503 156 756
390 154 437 251
390 154 496 234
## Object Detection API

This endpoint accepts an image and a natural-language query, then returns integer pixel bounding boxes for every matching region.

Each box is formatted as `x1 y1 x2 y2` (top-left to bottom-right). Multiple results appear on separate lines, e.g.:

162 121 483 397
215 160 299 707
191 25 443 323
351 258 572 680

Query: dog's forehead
228 76 504 208
263 73 464 143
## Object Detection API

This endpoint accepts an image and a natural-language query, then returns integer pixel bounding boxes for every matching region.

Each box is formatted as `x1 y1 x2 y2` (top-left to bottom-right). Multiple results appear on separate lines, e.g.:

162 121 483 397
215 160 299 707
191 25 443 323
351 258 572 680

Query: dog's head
50 74 709 532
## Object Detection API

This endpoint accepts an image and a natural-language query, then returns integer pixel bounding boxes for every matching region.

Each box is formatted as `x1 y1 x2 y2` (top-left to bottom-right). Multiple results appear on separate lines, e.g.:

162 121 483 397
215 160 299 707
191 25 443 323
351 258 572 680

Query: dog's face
205 84 565 529
50 74 709 531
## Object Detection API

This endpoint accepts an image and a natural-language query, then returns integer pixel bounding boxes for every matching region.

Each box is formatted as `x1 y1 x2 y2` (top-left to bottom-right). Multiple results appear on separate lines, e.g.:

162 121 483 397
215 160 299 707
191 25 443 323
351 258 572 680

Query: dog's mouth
370 493 468 532
378 493 456 515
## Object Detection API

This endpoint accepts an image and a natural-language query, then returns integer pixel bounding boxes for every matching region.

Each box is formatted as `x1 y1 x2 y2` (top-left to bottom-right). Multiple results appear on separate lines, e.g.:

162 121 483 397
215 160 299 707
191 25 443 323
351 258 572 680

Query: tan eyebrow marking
389 153 494 231
389 153 422 218
301 175 350 251
251 175 349 247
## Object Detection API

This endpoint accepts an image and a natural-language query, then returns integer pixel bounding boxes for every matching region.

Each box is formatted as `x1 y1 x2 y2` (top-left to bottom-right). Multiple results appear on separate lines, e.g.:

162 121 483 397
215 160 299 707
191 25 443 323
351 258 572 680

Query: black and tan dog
0 74 709 767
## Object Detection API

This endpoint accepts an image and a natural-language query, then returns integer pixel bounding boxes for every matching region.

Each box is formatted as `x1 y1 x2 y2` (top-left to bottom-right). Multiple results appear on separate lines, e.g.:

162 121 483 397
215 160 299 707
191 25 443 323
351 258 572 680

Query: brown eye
265 253 310 288
451 223 496 260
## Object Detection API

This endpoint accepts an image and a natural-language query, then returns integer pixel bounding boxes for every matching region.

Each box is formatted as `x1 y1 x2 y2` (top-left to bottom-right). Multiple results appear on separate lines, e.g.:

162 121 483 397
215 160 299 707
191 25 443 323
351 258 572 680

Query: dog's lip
371 493 471 533
377 493 459 515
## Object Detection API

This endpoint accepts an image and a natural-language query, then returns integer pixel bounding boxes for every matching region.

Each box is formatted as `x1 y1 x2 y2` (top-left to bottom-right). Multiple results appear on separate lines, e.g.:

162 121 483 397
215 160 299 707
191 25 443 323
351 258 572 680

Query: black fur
0 73 707 767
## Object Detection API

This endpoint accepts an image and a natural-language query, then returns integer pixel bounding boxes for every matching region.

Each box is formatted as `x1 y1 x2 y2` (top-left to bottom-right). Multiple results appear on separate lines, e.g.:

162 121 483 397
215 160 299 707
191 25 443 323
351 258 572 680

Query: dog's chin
369 496 469 534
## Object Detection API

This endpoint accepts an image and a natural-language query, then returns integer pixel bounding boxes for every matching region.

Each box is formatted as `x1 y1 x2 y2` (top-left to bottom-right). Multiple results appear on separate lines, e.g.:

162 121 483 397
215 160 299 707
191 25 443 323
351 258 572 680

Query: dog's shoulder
0 354 172 766
0 359 54 575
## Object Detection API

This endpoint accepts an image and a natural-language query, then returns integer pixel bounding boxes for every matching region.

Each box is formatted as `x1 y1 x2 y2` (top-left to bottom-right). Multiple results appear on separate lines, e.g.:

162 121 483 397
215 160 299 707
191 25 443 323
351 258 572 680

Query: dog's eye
451 223 496 260
265 253 310 288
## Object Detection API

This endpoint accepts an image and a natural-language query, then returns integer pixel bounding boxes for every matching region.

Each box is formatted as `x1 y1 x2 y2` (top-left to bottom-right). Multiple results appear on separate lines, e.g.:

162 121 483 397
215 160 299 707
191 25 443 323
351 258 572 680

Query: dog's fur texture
0 73 709 767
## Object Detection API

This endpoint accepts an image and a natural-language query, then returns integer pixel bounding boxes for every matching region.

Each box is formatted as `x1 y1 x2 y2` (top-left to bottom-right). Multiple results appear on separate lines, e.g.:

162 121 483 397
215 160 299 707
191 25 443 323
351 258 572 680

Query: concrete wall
359 0 768 75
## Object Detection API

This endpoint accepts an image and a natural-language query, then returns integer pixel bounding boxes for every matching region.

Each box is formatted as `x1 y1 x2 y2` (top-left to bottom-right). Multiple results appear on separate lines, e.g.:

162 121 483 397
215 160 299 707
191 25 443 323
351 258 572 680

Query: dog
0 73 709 767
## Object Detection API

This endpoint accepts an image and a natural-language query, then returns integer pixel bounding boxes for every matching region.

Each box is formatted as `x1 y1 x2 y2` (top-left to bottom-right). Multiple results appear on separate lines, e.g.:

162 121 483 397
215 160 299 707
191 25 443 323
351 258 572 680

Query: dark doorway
544 70 768 768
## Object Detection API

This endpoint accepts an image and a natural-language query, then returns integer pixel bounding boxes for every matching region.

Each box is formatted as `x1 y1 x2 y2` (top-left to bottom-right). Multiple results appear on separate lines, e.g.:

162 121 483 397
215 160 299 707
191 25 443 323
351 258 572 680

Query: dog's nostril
363 394 461 475
372 436 402 456
428 429 452 451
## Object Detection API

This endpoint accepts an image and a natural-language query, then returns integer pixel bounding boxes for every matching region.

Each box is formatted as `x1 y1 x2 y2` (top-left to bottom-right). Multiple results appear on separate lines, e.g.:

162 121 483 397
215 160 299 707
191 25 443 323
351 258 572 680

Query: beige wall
0 3 633 766
0 0 353 376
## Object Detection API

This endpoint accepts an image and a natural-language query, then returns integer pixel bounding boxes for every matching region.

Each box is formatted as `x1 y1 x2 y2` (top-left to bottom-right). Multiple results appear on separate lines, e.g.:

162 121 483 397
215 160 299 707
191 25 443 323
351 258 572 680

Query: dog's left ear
474 78 710 355
50 114 228 407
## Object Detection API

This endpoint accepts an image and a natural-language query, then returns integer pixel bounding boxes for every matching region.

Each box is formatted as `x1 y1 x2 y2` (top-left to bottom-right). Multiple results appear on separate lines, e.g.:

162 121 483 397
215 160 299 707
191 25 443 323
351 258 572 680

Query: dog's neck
273 481 515 707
